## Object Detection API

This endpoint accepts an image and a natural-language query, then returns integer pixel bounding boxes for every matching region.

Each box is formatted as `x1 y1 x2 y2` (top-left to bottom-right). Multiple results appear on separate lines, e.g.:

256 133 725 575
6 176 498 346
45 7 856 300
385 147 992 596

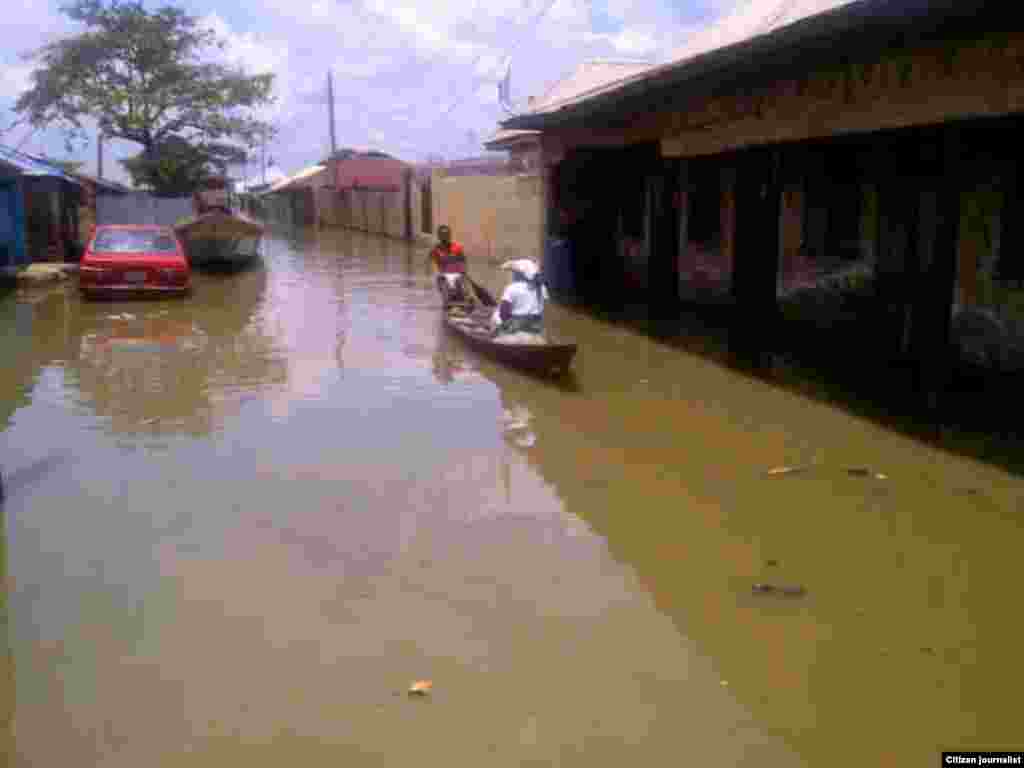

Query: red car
79 225 191 299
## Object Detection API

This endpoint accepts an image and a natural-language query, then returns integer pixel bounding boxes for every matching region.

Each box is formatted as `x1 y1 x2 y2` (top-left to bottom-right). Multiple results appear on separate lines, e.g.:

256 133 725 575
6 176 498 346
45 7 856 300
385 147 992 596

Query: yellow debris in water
767 465 808 476
408 680 433 695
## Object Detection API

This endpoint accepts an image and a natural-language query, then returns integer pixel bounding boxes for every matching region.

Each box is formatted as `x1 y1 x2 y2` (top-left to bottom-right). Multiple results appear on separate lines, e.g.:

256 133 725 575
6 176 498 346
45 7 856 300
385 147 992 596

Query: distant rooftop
0 144 82 184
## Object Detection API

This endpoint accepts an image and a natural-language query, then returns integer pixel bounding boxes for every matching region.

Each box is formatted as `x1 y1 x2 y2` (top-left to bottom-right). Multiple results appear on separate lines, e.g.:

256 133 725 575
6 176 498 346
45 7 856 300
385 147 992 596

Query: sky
0 0 741 186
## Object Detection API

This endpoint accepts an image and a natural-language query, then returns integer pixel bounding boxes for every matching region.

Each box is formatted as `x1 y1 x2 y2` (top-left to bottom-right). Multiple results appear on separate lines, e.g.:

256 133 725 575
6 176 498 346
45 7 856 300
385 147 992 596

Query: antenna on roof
498 57 518 116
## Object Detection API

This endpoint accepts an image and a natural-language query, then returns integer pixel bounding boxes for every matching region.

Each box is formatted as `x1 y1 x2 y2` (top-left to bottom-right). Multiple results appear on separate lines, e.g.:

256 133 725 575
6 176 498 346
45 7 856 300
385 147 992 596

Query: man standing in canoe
429 225 473 307
492 258 549 337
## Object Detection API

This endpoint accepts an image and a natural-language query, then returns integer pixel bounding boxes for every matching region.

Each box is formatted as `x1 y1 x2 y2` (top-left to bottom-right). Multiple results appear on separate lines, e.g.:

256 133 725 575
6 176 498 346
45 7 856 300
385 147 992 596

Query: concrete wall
430 168 543 269
409 176 424 237
315 186 339 228
333 184 410 240
97 193 192 227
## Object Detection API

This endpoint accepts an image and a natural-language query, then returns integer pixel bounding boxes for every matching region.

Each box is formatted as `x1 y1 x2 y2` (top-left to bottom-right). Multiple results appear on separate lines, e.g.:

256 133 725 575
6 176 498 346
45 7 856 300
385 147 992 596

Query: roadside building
333 151 410 238
501 0 1024 408
0 145 83 266
480 59 651 286
261 164 327 228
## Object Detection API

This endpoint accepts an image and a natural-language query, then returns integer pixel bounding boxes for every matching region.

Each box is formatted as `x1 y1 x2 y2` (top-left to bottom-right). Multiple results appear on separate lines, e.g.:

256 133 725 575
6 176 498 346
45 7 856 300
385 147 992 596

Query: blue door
0 179 27 267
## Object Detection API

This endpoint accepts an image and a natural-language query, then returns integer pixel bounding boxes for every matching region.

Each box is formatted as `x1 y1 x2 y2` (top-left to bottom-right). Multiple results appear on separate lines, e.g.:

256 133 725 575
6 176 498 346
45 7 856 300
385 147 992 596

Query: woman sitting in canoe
492 259 549 337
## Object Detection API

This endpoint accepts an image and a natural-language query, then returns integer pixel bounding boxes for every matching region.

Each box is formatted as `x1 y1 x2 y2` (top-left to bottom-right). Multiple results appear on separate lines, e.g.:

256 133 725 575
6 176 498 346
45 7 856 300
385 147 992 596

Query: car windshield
92 230 177 253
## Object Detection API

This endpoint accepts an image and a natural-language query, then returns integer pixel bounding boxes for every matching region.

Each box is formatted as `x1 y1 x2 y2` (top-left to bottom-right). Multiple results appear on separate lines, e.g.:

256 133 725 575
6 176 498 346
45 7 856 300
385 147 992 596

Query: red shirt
431 241 466 273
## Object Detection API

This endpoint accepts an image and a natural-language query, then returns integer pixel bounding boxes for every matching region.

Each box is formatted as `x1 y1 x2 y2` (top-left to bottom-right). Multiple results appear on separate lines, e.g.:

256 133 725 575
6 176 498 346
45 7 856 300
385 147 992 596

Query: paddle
466 275 497 307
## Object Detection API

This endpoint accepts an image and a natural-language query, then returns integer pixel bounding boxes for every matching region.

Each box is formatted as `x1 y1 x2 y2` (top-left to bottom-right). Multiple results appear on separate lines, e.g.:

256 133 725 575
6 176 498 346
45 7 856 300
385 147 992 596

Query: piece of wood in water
766 465 810 476
752 583 806 597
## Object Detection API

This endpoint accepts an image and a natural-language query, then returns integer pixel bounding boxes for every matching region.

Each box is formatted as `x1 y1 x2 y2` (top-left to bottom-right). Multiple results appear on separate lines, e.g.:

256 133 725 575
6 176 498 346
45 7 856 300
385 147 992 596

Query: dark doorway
421 176 432 234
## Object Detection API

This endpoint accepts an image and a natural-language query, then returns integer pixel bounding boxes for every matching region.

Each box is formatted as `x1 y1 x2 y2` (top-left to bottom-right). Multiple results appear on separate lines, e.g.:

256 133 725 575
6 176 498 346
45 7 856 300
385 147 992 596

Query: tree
14 0 275 195
46 159 86 175
121 135 244 195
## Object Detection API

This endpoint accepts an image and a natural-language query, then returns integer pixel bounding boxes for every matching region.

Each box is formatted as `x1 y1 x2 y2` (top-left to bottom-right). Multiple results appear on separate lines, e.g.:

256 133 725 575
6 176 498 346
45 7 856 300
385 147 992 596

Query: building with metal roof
1 144 84 266
494 0 1024 429
0 145 83 184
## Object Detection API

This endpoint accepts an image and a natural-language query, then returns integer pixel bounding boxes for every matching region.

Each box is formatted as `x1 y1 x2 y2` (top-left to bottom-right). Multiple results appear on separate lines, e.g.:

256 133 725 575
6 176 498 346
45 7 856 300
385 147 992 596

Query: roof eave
483 136 540 151
500 0 996 132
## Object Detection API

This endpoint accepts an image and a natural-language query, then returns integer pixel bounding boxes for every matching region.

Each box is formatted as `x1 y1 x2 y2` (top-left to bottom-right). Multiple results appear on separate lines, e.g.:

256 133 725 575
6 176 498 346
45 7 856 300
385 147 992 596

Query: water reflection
1 227 1021 767
430 315 478 385
470 314 1024 767
67 265 284 436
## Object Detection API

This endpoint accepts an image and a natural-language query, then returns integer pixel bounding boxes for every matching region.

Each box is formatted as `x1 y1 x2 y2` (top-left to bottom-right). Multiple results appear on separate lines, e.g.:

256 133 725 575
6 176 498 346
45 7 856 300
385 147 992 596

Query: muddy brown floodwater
1 226 1022 767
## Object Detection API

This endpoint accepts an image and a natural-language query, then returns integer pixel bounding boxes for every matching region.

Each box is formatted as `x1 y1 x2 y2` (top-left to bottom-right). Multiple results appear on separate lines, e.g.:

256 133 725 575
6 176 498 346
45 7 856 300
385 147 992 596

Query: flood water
1 226 1022 767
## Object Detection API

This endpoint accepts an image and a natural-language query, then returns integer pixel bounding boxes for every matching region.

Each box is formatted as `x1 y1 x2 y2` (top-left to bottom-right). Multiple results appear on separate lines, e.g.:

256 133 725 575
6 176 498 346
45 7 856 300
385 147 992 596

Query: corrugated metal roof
517 2 852 119
527 59 654 115
503 0 984 129
484 129 540 149
0 144 81 184
486 60 651 148
264 164 326 194
667 0 854 67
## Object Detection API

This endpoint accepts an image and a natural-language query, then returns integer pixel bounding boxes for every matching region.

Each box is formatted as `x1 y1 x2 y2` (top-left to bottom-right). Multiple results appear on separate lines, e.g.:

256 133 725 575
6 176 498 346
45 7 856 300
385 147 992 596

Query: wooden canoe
174 210 265 267
442 278 577 377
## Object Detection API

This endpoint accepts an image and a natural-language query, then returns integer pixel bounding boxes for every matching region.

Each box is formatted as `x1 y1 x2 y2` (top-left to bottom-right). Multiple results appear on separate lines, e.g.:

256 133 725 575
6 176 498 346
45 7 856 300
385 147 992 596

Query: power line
268 0 561 171
436 0 560 124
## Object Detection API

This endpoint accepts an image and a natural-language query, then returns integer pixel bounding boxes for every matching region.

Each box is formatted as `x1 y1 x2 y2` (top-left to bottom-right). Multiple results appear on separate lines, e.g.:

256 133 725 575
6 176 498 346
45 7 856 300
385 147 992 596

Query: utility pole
97 134 104 179
327 70 337 158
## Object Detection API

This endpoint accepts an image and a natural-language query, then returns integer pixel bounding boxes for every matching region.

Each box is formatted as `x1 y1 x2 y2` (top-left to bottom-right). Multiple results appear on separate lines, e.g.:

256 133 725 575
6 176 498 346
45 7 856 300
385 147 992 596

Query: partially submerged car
79 225 191 299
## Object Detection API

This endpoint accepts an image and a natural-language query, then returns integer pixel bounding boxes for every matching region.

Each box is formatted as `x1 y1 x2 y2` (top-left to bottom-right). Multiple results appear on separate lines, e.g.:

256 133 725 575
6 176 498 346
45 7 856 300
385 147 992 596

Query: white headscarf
500 258 549 301
500 259 540 281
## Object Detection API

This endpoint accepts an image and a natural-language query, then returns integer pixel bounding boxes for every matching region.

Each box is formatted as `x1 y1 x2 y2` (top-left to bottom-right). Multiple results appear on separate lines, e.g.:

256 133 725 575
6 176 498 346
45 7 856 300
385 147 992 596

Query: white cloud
200 12 287 77
476 82 500 106
587 26 661 56
546 0 587 24
474 53 504 79
0 63 33 103
5 0 754 171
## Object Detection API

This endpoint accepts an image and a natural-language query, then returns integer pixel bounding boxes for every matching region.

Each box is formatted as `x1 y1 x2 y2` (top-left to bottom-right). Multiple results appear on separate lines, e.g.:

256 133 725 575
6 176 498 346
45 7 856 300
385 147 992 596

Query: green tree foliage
15 0 275 195
121 135 244 195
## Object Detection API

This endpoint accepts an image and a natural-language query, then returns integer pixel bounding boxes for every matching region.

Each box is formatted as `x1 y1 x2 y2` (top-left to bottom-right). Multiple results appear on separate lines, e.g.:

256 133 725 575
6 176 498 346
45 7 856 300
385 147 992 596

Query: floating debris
845 467 871 477
875 473 888 480
766 465 809 476
765 559 780 568
719 680 728 687
408 680 433 696
752 583 806 597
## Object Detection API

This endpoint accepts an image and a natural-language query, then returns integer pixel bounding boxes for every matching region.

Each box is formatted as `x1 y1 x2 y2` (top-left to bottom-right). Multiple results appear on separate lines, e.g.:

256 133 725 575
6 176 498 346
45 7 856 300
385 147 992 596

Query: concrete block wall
315 187 339 229
338 188 407 239
430 169 542 270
